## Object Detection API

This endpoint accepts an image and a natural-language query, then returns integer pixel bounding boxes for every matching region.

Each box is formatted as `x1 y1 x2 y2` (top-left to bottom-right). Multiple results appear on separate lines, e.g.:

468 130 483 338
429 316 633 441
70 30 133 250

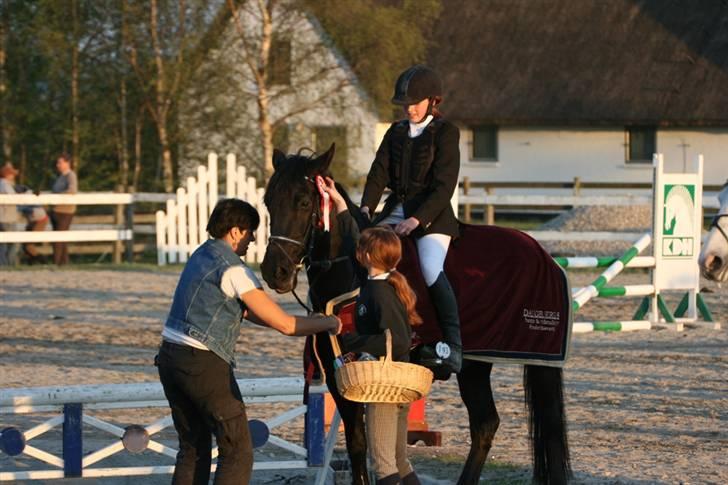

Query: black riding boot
418 271 462 374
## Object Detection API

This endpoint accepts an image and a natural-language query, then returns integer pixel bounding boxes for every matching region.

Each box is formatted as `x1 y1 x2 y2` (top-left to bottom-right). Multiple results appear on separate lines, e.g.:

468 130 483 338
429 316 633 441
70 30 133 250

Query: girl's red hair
356 227 422 326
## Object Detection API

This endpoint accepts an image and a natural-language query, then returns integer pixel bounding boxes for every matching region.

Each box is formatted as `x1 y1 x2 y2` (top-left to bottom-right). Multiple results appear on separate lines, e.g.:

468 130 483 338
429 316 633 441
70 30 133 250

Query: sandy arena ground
0 267 726 484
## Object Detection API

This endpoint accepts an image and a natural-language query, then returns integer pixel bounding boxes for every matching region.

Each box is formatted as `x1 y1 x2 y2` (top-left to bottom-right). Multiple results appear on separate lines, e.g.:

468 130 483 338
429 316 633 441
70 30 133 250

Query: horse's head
699 183 728 281
261 144 335 292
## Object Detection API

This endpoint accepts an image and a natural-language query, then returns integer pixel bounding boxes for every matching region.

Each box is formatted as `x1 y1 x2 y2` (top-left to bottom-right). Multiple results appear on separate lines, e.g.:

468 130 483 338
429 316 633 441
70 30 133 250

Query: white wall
458 127 728 185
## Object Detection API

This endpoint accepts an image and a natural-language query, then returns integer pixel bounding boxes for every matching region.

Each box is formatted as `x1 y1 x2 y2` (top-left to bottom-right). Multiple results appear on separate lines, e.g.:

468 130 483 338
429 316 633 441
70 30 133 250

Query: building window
267 36 291 85
313 126 348 180
471 125 498 161
313 126 347 162
272 124 289 152
626 127 656 163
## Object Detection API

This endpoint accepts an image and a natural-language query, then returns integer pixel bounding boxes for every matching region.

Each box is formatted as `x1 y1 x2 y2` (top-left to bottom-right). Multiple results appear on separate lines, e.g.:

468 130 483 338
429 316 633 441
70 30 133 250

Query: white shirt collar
368 272 390 280
408 115 433 138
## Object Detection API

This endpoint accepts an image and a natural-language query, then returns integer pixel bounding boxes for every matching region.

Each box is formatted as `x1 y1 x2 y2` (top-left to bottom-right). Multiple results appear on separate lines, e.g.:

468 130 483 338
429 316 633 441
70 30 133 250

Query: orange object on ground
325 393 441 446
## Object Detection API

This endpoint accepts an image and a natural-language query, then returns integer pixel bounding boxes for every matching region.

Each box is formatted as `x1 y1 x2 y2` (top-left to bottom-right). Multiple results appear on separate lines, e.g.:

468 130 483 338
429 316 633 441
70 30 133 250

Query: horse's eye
299 199 311 209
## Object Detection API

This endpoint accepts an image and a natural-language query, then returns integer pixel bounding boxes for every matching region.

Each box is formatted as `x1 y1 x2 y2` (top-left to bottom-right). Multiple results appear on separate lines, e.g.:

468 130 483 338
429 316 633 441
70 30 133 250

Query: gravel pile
537 205 653 257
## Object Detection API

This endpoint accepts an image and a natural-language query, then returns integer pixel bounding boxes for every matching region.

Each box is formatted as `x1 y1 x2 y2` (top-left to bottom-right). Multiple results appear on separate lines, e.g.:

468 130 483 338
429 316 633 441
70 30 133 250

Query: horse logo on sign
662 184 695 258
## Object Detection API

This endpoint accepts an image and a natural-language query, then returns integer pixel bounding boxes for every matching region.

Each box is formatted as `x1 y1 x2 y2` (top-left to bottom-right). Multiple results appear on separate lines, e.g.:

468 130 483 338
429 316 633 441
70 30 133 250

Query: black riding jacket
361 117 460 238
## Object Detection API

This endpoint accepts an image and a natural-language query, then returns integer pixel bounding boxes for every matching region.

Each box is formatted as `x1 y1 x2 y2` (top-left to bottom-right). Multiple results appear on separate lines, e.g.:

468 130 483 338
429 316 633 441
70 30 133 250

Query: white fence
155 153 269 265
0 193 135 261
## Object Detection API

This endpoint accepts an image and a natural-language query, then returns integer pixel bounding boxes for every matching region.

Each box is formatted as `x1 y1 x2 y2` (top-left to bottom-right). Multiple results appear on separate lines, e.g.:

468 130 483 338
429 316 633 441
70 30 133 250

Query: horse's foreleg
524 365 571 485
327 379 369 485
456 360 499 485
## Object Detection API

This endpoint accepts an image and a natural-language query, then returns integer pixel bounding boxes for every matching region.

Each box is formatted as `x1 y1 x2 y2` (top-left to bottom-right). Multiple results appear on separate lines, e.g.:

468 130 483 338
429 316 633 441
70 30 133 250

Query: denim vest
164 238 247 366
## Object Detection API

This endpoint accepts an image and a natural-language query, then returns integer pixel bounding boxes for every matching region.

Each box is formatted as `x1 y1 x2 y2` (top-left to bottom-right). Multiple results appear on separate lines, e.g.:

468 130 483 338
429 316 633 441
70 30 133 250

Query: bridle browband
267 174 351 312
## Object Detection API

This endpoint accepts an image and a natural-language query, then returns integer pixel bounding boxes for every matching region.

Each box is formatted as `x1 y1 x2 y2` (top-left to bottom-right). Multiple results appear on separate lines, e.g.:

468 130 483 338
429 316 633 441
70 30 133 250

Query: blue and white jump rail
0 377 339 483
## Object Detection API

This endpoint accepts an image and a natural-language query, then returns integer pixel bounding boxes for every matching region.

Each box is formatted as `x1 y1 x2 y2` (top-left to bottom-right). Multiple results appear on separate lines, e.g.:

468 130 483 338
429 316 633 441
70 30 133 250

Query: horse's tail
524 365 571 484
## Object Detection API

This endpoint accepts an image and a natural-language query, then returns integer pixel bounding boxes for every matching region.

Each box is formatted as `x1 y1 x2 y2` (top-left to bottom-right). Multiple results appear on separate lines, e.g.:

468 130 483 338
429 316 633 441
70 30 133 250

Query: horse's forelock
264 153 313 206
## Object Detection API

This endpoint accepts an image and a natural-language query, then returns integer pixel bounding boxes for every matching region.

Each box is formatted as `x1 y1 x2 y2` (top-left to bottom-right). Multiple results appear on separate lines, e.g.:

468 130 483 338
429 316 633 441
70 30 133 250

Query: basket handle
329 334 343 359
382 328 393 365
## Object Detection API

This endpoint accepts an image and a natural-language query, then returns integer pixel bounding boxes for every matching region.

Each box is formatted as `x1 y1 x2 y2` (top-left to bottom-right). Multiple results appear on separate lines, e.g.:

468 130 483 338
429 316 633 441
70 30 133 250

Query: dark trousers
50 211 73 265
157 341 253 485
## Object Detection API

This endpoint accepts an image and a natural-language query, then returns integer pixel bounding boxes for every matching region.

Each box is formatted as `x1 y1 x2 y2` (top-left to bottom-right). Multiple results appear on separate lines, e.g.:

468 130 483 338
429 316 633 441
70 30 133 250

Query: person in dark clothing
157 198 341 485
359 65 462 375
341 225 424 485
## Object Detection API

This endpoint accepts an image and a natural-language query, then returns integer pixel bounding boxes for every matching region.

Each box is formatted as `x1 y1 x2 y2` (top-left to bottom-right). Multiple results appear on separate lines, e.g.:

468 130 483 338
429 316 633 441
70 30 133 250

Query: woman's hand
329 315 343 335
322 177 348 214
395 217 420 236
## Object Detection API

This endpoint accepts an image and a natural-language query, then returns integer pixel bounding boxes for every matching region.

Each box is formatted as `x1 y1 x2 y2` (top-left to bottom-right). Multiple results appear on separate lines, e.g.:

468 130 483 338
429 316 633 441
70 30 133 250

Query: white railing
0 193 135 261
0 378 338 482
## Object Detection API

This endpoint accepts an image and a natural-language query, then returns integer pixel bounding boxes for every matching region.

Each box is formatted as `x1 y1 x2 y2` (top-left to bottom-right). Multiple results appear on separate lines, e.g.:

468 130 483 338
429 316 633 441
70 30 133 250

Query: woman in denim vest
157 198 341 484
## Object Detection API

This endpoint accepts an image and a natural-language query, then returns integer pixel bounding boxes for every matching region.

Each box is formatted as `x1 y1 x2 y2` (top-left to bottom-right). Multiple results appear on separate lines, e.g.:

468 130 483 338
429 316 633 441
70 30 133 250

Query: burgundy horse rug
399 223 573 367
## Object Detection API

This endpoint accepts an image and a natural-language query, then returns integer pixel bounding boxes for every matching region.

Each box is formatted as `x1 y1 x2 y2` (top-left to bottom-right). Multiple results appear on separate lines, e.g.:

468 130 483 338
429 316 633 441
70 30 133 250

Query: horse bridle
710 213 728 244
267 175 350 312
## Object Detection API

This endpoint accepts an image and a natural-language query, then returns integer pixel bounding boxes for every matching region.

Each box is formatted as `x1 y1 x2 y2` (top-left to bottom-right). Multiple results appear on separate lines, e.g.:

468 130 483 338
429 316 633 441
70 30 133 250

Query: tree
122 0 225 192
306 0 442 118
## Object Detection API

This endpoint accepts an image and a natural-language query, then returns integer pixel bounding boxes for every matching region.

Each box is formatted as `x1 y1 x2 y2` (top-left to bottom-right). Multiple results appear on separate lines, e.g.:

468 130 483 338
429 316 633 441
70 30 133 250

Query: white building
179 2 379 183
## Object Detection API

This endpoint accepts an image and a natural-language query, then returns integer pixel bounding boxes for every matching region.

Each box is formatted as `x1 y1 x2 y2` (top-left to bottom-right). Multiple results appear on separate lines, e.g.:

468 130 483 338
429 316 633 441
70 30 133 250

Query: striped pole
570 284 655 298
573 321 652 333
572 233 652 312
554 256 655 269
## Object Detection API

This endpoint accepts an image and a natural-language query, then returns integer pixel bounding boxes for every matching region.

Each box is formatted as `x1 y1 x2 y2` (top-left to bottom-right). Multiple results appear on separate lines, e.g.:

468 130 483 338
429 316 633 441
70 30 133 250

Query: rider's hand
360 206 371 220
395 217 420 236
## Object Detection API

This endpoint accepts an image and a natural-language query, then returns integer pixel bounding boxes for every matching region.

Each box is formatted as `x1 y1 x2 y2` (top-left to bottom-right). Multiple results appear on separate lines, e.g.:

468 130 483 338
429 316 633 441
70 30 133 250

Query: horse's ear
307 143 335 175
272 149 287 171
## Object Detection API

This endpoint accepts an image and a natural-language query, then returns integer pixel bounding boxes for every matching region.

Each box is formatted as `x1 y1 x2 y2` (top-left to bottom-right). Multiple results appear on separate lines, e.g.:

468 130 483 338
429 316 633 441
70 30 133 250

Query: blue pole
305 393 324 466
63 403 83 477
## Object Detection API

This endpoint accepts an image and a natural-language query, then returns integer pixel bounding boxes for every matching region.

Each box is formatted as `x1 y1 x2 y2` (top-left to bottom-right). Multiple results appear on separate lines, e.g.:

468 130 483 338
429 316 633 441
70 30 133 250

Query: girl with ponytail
323 176 423 485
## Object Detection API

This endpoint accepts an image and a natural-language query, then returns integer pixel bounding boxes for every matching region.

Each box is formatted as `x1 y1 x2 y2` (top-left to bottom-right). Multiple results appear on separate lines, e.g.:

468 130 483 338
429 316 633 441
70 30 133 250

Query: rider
359 65 462 374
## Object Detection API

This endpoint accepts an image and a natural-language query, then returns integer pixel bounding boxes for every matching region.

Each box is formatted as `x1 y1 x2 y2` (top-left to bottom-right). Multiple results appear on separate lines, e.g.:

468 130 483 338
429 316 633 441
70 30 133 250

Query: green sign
662 184 695 257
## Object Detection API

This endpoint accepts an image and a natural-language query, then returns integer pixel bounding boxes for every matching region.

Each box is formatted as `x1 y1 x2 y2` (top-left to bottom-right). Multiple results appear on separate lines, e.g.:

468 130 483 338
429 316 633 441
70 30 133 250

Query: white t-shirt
162 264 262 349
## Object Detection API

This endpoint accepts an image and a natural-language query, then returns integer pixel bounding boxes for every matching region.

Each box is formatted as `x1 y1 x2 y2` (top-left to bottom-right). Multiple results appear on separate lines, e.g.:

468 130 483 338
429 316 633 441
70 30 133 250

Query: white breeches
416 233 450 286
378 203 450 286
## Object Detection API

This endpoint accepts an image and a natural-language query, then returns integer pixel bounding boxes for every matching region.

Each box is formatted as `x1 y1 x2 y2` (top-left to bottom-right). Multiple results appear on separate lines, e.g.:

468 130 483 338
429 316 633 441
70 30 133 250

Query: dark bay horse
260 145 571 484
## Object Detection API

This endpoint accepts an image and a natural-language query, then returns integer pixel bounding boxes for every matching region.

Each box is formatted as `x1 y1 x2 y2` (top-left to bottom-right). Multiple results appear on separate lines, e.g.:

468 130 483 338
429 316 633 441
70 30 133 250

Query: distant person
157 198 341 485
0 163 21 266
10 169 50 264
50 153 77 265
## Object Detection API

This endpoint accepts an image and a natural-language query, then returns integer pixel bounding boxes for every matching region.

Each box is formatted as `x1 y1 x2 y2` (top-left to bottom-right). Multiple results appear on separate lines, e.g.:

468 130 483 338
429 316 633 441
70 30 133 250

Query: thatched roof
429 0 728 126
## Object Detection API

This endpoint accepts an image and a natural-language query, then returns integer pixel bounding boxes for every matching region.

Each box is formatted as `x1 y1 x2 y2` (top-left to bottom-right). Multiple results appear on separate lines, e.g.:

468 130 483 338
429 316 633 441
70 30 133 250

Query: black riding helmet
391 65 443 106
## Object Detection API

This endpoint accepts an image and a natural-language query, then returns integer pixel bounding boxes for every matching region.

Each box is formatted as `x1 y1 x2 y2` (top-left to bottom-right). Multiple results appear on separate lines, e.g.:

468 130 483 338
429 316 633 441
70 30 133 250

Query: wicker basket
330 329 433 403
